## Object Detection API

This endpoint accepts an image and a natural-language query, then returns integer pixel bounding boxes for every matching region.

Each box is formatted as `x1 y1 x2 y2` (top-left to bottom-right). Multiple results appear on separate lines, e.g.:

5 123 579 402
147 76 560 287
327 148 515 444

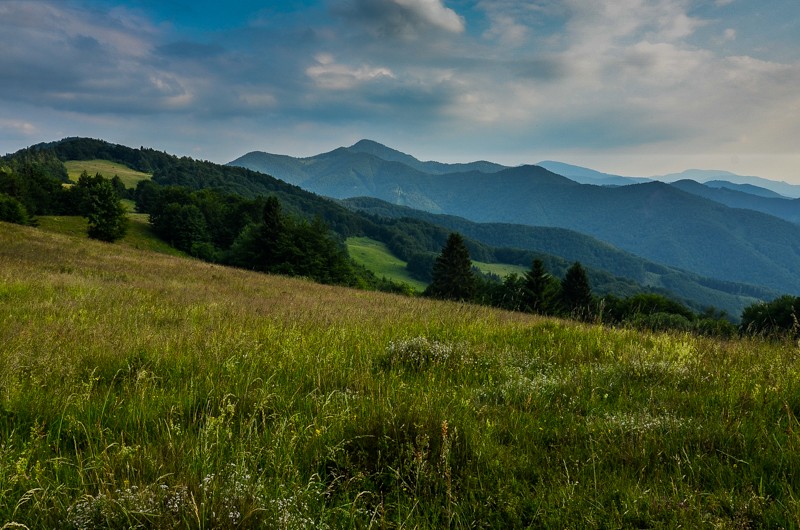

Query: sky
1 0 798 181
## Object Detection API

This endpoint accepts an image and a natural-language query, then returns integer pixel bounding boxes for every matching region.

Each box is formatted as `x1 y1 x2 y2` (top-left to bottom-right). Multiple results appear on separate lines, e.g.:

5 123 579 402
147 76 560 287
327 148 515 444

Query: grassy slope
65 159 152 188
473 260 528 278
347 236 528 291
2 222 800 528
37 213 186 257
346 236 427 292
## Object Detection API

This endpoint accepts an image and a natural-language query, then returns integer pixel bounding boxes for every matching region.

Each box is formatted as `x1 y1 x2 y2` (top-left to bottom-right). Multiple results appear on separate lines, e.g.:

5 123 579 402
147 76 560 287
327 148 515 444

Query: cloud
482 13 529 48
334 0 464 39
0 119 37 136
306 54 395 90
1 0 798 182
722 28 736 41
393 0 464 33
0 1 194 114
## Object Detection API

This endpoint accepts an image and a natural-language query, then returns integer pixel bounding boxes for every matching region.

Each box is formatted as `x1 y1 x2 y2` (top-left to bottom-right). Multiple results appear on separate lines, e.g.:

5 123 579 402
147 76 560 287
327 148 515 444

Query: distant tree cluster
136 181 401 290
0 152 128 242
740 295 800 339
425 232 738 337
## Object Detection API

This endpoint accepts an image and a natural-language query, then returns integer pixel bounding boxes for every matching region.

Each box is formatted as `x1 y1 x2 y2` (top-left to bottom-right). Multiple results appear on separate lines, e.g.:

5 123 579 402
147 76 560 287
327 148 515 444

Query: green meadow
472 260 528 279
2 221 800 528
346 237 427 292
65 160 152 188
346 236 528 293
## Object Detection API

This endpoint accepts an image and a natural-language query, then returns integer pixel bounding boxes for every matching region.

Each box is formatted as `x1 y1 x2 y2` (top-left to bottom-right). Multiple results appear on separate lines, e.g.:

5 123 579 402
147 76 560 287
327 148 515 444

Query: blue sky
1 0 798 181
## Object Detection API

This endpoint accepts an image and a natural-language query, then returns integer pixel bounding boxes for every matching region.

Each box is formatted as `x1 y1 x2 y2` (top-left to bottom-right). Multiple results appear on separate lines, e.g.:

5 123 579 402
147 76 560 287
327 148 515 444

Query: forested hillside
670 179 800 224
231 141 800 296
342 197 776 316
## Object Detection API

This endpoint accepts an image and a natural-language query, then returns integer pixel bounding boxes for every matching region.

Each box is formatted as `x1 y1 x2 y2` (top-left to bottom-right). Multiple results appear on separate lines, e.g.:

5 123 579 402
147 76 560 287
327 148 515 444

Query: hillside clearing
1 222 799 528
346 236 529 292
65 159 152 188
346 236 427 291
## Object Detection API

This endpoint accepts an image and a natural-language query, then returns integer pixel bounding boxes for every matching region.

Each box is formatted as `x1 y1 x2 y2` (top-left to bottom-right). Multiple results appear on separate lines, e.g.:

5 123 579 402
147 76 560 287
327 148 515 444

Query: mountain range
230 140 800 296
7 136 787 318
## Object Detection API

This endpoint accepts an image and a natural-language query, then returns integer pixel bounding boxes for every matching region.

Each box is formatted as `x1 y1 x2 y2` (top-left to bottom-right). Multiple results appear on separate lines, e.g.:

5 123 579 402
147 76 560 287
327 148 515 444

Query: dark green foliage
152 203 209 253
73 173 128 242
561 262 593 318
425 233 476 301
109 175 132 200
138 180 359 286
740 295 800 338
630 312 693 332
0 155 68 216
605 293 695 323
499 273 527 311
229 197 357 285
0 193 30 225
406 251 437 282
524 259 555 313
228 201 358 286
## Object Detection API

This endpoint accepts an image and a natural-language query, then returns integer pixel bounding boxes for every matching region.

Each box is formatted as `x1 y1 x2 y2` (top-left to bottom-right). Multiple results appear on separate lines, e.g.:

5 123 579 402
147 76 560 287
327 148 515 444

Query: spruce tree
561 261 593 319
524 258 550 313
426 232 475 301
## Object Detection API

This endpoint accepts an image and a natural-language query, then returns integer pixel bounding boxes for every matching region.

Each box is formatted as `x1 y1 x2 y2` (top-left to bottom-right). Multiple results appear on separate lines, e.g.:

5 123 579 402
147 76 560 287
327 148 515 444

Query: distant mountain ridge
669 180 800 224
536 161 652 186
655 169 800 198
229 140 800 296
347 139 507 175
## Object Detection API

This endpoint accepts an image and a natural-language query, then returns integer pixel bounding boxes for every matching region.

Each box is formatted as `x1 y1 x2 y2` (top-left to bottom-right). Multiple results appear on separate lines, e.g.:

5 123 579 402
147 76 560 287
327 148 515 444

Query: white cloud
393 0 464 33
482 14 528 47
0 119 37 136
306 54 395 90
722 28 737 41
335 0 464 39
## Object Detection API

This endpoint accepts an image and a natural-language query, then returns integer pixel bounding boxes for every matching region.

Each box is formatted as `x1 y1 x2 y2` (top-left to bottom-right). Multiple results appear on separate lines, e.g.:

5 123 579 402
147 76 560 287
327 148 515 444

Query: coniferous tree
524 258 551 313
561 261 593 318
425 232 475 301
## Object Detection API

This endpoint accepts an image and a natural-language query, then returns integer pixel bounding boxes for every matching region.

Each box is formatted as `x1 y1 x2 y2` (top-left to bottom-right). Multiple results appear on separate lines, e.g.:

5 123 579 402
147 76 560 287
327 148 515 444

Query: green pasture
65 159 152 188
346 236 427 291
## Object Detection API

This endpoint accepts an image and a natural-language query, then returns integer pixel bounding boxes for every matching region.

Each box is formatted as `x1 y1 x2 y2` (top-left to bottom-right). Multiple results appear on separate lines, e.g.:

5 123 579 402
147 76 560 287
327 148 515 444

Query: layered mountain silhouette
229 140 800 295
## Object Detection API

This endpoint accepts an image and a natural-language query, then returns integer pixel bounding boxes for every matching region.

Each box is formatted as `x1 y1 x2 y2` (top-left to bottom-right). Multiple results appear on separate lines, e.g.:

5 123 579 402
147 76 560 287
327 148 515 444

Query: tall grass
1 221 799 528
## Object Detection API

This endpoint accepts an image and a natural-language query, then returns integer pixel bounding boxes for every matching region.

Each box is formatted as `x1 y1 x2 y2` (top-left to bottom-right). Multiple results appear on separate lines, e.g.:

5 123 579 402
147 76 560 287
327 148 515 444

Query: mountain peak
347 139 419 164
349 139 390 150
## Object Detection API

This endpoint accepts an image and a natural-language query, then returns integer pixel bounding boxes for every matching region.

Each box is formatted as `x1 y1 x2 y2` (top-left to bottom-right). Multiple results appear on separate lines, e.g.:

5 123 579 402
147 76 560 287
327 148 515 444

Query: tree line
0 149 128 242
425 233 739 337
135 180 390 289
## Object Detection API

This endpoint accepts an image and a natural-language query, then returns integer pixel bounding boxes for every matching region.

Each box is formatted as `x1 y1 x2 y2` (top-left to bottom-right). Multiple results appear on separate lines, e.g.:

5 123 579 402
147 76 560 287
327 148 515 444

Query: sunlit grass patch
65 159 152 188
